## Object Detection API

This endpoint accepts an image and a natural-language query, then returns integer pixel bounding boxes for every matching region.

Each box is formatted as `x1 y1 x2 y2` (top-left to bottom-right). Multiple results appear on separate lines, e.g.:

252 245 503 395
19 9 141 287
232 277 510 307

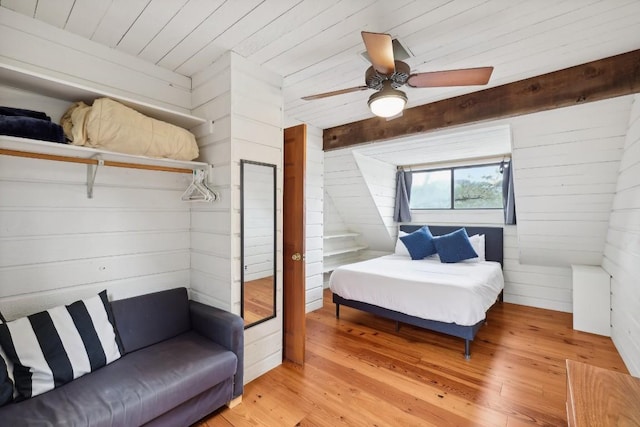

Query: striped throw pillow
0 291 122 400
0 345 14 406
0 309 16 406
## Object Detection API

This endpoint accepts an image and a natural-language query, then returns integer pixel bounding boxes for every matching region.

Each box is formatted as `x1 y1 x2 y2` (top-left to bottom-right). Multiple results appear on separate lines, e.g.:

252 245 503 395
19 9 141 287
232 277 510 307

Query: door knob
291 253 302 261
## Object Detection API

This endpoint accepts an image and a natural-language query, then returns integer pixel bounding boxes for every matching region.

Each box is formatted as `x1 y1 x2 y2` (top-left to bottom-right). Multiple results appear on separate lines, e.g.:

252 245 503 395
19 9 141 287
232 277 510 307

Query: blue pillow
432 228 478 263
399 226 437 260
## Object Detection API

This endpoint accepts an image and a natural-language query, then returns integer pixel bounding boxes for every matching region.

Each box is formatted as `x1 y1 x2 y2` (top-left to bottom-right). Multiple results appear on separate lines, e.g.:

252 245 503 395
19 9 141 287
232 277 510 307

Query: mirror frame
240 159 277 329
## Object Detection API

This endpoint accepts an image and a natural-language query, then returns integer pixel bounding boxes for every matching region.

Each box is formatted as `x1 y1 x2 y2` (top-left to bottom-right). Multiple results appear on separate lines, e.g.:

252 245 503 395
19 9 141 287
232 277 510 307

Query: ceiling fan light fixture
368 84 407 118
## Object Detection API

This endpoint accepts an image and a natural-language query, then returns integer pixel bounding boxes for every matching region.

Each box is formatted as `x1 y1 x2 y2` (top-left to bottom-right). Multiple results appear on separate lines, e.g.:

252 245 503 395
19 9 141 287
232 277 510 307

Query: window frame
409 162 503 211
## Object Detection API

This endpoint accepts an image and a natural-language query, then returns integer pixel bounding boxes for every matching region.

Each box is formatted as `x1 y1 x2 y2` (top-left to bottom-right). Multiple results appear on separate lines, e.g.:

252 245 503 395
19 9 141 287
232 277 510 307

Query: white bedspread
329 255 504 326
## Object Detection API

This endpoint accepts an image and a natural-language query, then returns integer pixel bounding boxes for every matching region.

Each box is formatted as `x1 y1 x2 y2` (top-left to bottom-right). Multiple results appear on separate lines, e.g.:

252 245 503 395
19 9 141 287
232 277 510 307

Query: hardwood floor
243 276 275 326
198 290 627 426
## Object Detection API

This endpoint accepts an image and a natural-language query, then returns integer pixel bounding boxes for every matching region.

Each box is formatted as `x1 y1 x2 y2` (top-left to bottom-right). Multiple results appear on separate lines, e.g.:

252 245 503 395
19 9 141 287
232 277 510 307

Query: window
409 163 503 210
409 169 451 209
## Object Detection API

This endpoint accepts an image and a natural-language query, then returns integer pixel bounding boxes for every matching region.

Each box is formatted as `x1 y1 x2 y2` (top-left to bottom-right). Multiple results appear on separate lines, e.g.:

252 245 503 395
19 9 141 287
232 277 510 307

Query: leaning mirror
241 160 277 328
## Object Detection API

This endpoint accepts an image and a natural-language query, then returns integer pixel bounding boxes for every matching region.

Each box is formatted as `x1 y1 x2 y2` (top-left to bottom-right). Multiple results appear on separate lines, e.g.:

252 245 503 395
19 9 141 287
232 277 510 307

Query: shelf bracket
87 155 104 199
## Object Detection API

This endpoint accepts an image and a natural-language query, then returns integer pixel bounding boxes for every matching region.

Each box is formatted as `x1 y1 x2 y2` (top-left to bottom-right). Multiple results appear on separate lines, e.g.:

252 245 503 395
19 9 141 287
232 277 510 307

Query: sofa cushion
0 331 237 426
111 287 191 354
0 291 121 400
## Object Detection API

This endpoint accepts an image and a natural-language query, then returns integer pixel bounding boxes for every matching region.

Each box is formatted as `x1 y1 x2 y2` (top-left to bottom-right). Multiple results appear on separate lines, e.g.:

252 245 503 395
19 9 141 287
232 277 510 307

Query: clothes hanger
181 169 218 202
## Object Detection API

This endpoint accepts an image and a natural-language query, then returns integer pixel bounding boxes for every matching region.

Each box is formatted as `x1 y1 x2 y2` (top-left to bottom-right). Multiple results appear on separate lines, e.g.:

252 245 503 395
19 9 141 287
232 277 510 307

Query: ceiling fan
302 31 494 118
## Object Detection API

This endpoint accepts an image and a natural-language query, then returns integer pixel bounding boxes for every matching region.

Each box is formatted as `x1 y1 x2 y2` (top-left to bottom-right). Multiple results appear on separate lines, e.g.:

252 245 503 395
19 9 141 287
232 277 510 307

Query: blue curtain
501 160 516 225
394 169 412 222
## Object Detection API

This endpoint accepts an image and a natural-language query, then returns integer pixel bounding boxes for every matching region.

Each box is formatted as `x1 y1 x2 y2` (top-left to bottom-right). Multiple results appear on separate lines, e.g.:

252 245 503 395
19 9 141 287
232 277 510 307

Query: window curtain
394 169 412 222
501 160 516 225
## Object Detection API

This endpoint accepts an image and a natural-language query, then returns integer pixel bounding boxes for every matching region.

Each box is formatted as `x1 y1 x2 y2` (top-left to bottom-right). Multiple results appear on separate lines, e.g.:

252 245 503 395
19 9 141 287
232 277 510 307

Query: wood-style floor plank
197 290 628 426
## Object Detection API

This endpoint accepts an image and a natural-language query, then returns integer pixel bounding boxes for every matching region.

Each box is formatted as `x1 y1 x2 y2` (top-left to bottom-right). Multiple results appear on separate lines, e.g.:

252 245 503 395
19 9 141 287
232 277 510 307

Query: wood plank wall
191 52 285 384
321 191 365 276
324 150 396 251
229 53 285 383
353 152 397 242
603 94 640 377
512 97 630 267
190 52 234 312
0 14 194 319
0 86 191 319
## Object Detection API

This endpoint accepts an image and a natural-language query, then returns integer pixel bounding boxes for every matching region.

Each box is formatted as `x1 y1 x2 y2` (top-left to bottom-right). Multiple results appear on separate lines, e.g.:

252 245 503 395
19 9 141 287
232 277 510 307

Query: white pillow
468 234 486 262
394 231 410 256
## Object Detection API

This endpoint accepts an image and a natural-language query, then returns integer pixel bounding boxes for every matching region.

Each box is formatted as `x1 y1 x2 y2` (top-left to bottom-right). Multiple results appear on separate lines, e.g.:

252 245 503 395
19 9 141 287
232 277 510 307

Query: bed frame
333 225 504 359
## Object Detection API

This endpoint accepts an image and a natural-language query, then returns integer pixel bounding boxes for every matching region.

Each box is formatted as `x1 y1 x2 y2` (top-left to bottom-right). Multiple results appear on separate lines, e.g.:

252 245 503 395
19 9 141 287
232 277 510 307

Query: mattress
329 255 504 326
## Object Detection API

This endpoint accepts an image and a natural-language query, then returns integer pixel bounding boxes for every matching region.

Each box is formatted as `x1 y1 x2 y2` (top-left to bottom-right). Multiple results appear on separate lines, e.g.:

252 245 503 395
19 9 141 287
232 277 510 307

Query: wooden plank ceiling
2 0 640 131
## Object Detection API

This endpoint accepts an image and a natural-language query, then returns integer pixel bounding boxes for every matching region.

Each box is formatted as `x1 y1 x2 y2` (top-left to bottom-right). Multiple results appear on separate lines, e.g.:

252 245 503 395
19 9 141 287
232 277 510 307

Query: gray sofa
0 287 244 426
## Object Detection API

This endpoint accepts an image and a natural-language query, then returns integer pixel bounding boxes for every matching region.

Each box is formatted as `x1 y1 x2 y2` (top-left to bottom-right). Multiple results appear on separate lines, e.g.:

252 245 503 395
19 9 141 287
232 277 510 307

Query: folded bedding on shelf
0 106 51 121
61 98 199 161
0 107 66 143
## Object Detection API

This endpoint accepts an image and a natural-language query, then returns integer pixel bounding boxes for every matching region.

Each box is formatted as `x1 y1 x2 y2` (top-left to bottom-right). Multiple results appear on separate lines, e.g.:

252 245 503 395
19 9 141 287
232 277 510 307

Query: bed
330 225 504 358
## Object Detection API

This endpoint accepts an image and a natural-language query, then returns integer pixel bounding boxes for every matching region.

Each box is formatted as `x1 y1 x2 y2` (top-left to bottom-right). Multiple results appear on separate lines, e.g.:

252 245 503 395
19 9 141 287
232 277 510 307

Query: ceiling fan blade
407 67 494 88
302 86 369 101
361 31 395 75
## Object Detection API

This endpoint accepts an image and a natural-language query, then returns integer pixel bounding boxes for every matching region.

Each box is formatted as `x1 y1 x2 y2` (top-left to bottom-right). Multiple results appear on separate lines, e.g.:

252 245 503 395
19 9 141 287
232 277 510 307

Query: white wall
189 52 234 311
322 192 365 276
603 94 640 377
353 152 397 241
0 12 194 319
191 51 284 384
512 97 630 267
0 130 192 320
324 149 395 251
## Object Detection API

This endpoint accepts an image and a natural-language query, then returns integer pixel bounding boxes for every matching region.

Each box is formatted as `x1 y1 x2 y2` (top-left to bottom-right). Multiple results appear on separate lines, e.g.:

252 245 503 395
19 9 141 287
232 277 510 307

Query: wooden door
283 124 306 365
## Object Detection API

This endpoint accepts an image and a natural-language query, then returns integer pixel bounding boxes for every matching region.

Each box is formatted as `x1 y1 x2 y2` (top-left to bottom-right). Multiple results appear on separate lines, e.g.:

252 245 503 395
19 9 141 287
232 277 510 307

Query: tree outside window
409 163 503 210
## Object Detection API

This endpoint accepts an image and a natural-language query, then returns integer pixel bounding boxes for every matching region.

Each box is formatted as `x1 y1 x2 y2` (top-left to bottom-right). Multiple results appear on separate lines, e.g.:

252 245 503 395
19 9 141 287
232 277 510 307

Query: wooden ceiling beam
323 49 640 151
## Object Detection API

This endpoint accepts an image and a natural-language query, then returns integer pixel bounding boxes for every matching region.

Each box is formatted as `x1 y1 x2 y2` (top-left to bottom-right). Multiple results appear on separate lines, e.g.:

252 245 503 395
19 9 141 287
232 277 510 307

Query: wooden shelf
0 136 208 173
0 63 207 129
323 230 365 273
0 135 213 199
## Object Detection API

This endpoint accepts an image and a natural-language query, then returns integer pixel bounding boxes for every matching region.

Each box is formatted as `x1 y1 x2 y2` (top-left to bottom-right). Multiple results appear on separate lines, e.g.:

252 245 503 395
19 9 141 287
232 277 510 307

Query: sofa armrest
189 301 244 398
